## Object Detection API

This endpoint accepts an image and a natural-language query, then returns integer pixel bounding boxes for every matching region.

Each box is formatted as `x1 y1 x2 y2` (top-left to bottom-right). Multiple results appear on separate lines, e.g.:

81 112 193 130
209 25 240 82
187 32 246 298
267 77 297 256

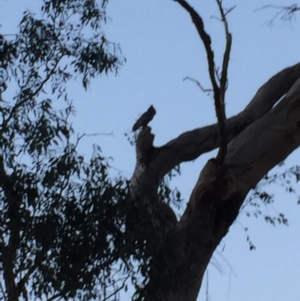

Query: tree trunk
130 63 300 301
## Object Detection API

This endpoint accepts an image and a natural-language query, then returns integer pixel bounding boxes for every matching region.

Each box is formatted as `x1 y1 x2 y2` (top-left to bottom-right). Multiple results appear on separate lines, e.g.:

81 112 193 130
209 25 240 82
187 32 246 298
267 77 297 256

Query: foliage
238 162 300 250
4 0 297 300
0 0 133 300
245 164 300 221
0 1 184 300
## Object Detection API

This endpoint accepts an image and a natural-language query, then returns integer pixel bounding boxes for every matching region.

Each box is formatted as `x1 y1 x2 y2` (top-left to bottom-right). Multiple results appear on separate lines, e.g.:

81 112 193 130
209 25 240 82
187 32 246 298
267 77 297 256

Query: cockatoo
132 105 156 131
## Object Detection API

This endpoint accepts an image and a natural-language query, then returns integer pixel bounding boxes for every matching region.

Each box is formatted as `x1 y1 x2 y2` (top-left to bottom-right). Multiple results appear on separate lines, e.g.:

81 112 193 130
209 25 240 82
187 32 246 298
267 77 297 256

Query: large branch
131 62 300 206
180 75 300 230
144 69 300 301
152 62 300 180
160 71 300 301
132 4 300 300
226 77 300 192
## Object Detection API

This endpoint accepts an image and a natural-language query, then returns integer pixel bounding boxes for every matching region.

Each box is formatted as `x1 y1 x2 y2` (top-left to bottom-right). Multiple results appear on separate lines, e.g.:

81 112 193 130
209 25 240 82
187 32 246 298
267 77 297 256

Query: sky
1 0 300 300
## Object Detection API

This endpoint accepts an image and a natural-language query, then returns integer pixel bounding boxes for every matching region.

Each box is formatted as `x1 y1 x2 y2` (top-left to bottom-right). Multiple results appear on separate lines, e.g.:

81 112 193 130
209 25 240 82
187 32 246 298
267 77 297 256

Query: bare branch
173 0 219 96
174 0 233 164
214 0 233 162
255 4 300 24
84 131 114 137
131 62 300 223
153 62 300 181
225 76 300 194
183 76 213 93
216 1 232 95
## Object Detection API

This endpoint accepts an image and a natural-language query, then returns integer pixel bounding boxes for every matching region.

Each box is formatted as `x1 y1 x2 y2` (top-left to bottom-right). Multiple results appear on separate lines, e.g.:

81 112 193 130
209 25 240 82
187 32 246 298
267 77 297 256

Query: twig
255 4 300 24
102 274 130 301
183 77 213 93
84 132 114 137
46 293 63 301
173 0 219 96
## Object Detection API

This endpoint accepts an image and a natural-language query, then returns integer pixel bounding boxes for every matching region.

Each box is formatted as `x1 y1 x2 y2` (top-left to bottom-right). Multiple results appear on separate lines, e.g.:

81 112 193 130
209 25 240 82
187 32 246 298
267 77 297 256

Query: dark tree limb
215 0 232 162
173 0 232 163
130 62 300 301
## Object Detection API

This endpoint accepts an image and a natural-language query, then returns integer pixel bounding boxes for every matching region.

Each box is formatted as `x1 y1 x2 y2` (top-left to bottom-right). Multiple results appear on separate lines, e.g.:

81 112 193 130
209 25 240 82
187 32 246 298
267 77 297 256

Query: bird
132 105 156 131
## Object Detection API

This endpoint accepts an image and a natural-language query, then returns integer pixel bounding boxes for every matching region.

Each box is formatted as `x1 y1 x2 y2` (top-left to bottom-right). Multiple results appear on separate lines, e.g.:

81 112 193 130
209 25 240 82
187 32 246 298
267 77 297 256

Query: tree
0 1 131 300
1 1 300 301
128 1 300 300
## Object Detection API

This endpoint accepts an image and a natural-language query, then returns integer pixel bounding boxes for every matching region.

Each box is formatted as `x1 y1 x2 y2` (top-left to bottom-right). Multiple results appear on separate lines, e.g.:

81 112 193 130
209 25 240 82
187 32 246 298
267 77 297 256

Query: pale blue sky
1 0 300 300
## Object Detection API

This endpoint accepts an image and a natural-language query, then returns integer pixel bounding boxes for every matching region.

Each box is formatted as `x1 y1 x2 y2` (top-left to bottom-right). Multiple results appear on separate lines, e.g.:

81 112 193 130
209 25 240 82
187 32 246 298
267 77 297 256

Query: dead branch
215 0 232 162
173 0 233 164
154 62 300 181
255 4 300 24
183 77 213 93
173 0 219 96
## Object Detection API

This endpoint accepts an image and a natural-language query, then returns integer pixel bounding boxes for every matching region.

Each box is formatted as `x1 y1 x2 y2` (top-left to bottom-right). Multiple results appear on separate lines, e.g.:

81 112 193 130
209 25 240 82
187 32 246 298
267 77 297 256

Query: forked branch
215 0 233 162
173 0 232 164
173 0 219 95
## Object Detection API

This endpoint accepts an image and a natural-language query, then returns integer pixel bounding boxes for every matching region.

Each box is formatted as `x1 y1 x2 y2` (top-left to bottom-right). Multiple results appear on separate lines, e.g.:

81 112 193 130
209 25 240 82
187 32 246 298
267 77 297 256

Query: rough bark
130 62 300 301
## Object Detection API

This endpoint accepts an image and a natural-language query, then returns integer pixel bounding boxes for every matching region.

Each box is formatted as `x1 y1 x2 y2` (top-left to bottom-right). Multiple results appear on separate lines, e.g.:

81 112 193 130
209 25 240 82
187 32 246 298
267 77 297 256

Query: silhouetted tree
1 1 300 301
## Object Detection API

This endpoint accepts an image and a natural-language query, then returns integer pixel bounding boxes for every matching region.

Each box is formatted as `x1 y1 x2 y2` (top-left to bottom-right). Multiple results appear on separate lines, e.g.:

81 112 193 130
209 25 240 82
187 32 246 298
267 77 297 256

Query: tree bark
130 63 300 301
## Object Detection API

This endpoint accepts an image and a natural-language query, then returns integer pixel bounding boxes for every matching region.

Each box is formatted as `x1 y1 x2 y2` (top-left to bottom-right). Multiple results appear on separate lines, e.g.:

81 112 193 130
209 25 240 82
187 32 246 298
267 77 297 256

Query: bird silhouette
132 105 156 131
